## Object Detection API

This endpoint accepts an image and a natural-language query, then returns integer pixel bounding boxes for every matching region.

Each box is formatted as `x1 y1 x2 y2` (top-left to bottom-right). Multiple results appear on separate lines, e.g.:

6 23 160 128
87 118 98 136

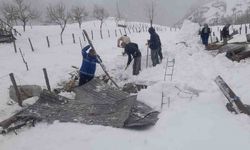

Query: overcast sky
0 0 207 25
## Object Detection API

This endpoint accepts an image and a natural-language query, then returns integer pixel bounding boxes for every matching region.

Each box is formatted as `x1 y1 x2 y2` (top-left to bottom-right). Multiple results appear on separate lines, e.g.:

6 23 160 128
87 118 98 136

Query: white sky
0 0 208 25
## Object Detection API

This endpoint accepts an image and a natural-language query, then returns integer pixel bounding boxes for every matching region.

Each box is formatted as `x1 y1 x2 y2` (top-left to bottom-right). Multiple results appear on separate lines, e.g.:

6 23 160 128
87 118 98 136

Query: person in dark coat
221 24 231 44
123 42 141 75
148 27 161 66
79 45 99 86
200 23 211 48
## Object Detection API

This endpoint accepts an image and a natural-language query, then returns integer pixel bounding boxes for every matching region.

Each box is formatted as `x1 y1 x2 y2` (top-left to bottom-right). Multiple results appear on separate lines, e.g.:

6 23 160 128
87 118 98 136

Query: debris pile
0 79 159 134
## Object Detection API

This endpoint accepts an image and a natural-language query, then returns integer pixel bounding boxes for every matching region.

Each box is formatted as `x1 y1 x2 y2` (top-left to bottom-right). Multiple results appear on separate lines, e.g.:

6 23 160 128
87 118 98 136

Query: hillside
183 0 250 25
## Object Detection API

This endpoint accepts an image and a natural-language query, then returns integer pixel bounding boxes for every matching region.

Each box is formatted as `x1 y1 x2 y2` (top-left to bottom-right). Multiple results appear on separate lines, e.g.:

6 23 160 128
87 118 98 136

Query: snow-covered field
0 19 250 150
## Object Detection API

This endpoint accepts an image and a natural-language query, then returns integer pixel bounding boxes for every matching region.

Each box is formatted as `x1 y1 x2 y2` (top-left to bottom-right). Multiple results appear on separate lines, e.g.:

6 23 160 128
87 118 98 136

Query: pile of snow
179 20 200 43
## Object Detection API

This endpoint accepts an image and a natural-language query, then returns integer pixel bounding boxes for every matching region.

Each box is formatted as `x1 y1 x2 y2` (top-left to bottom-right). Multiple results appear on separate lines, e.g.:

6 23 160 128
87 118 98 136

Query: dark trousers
79 74 94 86
133 56 141 75
158 47 163 60
202 35 209 46
151 48 160 67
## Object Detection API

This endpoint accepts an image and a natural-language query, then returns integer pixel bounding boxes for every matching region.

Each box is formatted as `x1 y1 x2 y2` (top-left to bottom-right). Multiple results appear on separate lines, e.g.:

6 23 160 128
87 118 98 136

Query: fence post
91 30 94 40
19 48 29 71
124 28 127 35
43 68 51 92
82 32 86 41
119 29 122 36
46 36 50 48
79 37 82 49
72 33 75 43
100 30 103 39
108 30 110 38
115 29 117 37
28 38 34 52
13 40 17 53
9 73 22 107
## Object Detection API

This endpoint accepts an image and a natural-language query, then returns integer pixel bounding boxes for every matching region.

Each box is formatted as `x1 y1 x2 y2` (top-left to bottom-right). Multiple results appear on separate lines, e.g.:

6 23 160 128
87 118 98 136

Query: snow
1 19 250 149
188 0 250 24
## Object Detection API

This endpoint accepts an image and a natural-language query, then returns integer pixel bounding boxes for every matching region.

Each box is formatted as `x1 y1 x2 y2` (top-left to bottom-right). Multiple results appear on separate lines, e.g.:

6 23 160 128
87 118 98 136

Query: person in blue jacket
200 23 211 48
79 45 99 86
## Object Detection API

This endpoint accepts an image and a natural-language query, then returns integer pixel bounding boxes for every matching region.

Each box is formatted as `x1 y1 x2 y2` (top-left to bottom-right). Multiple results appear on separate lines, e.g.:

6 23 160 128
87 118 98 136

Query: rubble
1 79 159 134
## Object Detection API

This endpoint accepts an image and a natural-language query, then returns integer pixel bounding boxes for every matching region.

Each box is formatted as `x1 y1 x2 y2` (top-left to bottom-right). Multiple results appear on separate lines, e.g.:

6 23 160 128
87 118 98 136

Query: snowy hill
0 19 250 150
184 0 250 25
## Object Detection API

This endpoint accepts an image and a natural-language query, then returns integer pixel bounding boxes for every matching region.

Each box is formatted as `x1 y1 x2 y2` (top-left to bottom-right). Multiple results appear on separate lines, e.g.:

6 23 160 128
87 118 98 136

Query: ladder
164 58 175 81
161 58 176 109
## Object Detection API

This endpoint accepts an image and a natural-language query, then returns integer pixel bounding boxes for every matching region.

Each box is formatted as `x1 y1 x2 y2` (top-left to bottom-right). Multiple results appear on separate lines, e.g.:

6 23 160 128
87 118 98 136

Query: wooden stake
82 32 86 41
19 48 29 71
13 40 17 53
46 36 50 48
91 30 94 40
72 33 75 44
28 38 34 52
100 30 103 39
119 29 122 36
108 30 110 38
79 37 82 49
9 73 22 107
43 68 51 92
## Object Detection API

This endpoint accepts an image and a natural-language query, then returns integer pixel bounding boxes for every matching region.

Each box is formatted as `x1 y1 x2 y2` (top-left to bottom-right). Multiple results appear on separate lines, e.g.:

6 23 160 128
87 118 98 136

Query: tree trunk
60 23 66 45
23 21 26 32
78 21 81 29
100 21 103 39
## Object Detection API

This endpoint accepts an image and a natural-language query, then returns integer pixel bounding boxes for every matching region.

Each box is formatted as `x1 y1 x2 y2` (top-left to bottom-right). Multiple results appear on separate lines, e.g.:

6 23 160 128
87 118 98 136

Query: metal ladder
164 58 175 82
161 58 175 109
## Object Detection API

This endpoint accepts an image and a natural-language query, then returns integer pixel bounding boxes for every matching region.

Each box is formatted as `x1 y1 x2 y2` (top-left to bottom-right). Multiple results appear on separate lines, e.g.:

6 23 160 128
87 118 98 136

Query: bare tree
47 3 70 44
146 0 157 27
1 3 18 26
93 5 109 32
13 0 39 31
71 6 88 29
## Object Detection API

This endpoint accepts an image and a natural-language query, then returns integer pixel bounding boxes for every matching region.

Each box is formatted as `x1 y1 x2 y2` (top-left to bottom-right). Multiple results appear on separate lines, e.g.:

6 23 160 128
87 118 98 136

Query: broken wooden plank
215 76 250 115
218 44 246 54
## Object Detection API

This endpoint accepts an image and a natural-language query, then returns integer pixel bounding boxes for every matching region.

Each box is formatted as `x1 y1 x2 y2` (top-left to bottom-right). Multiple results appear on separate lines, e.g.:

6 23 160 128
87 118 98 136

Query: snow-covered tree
71 6 88 29
47 2 70 44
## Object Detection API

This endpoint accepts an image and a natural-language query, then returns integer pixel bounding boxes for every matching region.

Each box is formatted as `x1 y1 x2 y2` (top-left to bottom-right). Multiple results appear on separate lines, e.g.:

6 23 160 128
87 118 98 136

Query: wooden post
108 30 110 38
72 33 75 43
13 40 17 53
79 37 82 49
28 38 34 52
115 29 117 37
9 73 22 107
43 68 51 92
46 36 50 48
119 29 122 36
100 30 103 39
124 28 127 35
82 32 86 41
19 48 29 71
91 30 94 40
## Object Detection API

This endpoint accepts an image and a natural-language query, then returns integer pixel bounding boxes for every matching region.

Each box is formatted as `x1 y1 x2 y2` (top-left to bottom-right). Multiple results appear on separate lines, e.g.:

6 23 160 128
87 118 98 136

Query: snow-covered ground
0 19 250 150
